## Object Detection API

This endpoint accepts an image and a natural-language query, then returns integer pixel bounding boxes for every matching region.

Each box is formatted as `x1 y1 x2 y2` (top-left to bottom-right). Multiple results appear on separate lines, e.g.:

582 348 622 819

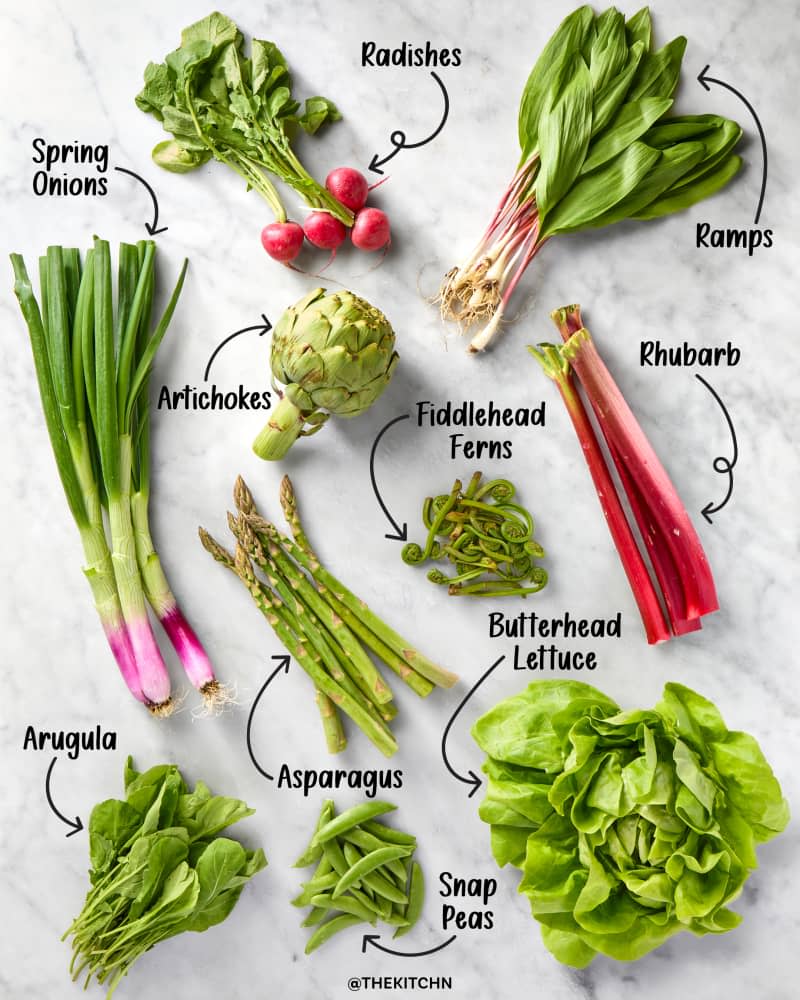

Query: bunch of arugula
65 757 267 997
439 5 744 351
135 11 352 225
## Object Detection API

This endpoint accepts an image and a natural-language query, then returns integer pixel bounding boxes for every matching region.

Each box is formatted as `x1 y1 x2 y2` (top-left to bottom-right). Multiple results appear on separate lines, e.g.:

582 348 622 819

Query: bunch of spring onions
11 239 220 714
531 305 718 643
440 5 743 352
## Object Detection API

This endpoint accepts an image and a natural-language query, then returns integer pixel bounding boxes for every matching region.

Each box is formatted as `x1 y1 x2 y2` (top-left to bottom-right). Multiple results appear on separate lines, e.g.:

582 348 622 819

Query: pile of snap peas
293 800 424 953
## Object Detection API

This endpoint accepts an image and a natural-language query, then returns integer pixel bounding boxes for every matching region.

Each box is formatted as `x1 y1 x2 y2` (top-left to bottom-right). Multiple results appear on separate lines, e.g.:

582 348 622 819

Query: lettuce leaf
472 680 788 967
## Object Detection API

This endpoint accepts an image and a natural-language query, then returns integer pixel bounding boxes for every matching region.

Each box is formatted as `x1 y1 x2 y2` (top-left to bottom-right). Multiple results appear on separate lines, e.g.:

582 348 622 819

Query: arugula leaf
188 795 256 841
66 759 267 990
88 798 142 874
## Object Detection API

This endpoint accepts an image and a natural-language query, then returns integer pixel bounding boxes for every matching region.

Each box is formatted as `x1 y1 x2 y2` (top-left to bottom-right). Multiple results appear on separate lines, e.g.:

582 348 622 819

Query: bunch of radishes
261 166 390 265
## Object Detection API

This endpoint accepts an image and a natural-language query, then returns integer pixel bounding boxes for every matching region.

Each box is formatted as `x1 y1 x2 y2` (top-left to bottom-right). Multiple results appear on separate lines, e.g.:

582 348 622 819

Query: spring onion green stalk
11 252 144 703
11 238 217 712
440 6 743 352
123 243 224 711
90 239 172 711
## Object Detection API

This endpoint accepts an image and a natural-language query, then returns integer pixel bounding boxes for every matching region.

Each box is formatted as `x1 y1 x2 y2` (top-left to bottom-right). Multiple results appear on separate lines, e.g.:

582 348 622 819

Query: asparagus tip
198 527 235 567
233 475 256 515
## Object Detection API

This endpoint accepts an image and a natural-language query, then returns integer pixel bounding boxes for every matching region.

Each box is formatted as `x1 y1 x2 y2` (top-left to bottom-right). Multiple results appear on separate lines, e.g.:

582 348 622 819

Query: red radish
351 207 391 251
261 221 304 262
325 167 369 212
303 212 347 250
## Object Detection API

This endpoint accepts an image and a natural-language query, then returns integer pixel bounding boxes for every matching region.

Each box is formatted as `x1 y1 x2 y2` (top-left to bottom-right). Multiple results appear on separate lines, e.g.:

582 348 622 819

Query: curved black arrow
113 166 169 235
695 374 738 524
246 655 291 781
362 933 457 957
369 72 450 174
441 655 505 797
697 66 767 225
204 315 272 381
370 414 411 541
45 757 83 837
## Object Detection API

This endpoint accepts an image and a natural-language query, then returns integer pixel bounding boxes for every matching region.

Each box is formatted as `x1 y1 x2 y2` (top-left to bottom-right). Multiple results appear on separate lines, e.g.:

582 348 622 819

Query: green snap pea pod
311 854 333 879
349 885 378 913
362 820 417 847
371 891 392 921
304 913 363 955
291 872 339 906
359 868 409 905
312 801 397 846
393 861 424 939
301 906 327 928
322 837 349 876
342 842 361 867
342 840 409 894
309 892 377 925
333 846 412 900
293 799 334 867
341 829 409 883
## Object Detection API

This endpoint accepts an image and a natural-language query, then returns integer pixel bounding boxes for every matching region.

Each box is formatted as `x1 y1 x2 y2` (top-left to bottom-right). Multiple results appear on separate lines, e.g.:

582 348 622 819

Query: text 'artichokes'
472 680 788 967
253 287 399 460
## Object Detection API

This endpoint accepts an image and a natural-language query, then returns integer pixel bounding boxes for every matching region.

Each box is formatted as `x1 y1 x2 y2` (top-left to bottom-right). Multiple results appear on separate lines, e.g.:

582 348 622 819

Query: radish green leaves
136 12 352 226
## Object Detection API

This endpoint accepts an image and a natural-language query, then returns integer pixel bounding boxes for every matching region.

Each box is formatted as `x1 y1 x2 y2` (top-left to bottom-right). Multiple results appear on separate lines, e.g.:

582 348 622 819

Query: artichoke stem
253 396 307 461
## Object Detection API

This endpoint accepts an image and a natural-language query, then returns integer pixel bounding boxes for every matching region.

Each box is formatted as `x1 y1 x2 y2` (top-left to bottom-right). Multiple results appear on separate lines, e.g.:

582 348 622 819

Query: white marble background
1 0 799 997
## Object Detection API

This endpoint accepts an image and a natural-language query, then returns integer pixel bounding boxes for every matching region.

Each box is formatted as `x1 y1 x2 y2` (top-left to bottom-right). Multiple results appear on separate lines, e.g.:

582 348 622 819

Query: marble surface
1 0 799 997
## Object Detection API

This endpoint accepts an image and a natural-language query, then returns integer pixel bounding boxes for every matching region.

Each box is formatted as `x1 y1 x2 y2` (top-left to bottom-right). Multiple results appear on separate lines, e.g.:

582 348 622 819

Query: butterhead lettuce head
471 680 788 967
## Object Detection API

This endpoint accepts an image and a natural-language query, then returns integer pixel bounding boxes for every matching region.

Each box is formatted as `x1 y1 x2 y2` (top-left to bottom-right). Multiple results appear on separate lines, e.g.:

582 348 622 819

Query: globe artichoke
472 680 789 968
253 287 399 460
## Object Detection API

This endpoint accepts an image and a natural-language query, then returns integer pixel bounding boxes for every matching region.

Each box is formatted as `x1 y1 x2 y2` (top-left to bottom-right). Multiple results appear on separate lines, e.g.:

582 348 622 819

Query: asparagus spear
234 477 393 706
316 689 346 754
279 476 458 689
200 530 399 758
198 527 346 751
229 512 396 739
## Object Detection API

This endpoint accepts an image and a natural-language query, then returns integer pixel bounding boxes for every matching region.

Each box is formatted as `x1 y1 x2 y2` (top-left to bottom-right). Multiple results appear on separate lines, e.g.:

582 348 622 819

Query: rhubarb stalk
553 305 718 632
529 343 670 644
530 305 718 644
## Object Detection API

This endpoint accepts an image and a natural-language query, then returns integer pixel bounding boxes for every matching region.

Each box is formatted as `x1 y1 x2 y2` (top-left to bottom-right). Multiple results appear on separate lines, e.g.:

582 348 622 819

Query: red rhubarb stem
554 308 718 623
529 344 670 644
